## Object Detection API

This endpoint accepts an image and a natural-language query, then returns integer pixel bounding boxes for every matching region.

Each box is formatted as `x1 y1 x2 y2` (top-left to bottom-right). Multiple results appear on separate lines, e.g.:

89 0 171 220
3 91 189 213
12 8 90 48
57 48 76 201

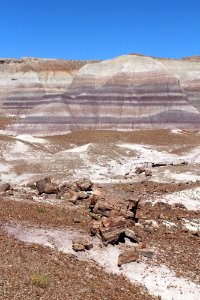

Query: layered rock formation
1 54 200 134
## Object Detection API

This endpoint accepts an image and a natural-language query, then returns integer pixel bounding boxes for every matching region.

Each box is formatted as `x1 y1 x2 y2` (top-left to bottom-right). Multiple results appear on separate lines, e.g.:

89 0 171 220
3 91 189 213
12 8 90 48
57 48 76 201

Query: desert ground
0 124 200 299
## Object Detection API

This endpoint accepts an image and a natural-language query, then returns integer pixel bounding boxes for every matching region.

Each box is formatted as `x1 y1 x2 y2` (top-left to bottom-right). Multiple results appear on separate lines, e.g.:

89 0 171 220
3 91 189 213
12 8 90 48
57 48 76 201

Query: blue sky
0 0 200 60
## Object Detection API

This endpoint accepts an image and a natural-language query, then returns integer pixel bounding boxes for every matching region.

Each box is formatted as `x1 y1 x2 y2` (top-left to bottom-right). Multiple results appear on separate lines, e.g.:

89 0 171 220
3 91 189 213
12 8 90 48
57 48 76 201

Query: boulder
174 203 186 209
127 198 140 210
102 216 126 229
145 169 152 176
154 202 171 210
100 227 124 244
76 191 89 200
118 249 139 267
36 177 58 195
76 177 93 191
152 162 167 167
137 248 154 258
90 221 101 236
137 241 147 249
93 200 112 217
125 228 141 243
0 182 10 193
89 194 99 208
72 243 85 252
72 237 93 252
172 160 188 166
135 167 145 175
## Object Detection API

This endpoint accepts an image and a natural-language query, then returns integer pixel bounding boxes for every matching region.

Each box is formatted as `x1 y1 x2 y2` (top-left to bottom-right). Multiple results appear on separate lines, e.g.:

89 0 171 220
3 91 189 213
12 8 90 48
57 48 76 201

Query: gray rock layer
1 54 200 134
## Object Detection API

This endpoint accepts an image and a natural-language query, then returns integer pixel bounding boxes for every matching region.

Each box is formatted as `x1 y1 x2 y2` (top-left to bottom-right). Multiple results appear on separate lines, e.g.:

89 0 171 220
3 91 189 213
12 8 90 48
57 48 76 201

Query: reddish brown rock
36 177 58 195
135 167 145 175
137 241 147 249
137 248 154 258
72 237 93 251
118 249 139 267
93 200 113 217
90 221 101 236
102 216 126 229
76 177 93 191
100 227 124 244
89 194 99 207
72 243 85 252
0 182 10 193
145 169 152 177
125 228 141 243
76 191 89 200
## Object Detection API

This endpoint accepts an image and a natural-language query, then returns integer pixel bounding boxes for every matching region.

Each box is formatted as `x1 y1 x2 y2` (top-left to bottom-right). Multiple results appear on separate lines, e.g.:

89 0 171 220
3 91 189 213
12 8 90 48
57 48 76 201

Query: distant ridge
0 53 200 135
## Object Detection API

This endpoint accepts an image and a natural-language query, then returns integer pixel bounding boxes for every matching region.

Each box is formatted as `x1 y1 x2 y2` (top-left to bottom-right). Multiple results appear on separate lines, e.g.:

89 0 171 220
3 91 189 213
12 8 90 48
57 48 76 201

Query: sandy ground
0 128 200 299
2 222 200 300
1 129 200 185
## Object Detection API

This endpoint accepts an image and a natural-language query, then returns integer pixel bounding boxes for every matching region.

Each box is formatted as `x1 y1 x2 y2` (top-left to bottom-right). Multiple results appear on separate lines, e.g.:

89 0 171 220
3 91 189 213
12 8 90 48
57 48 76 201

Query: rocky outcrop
1 54 200 134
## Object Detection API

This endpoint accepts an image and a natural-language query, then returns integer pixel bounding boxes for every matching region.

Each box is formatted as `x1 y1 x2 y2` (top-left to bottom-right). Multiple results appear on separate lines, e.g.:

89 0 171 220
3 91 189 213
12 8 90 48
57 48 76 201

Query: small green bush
36 207 46 213
31 273 49 288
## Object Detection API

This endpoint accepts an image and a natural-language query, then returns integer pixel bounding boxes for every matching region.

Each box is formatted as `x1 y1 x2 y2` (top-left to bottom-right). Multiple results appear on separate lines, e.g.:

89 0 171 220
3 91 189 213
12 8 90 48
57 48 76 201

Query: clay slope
1 54 200 134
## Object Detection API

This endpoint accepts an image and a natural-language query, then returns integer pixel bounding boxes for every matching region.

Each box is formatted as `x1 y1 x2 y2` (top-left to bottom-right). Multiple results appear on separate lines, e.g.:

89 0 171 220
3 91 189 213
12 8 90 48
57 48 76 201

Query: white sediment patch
171 129 182 134
153 187 200 210
3 141 30 162
182 219 200 232
16 134 47 144
0 163 10 173
12 141 29 154
164 170 200 183
63 143 92 153
0 172 36 185
117 143 177 164
118 143 200 164
3 223 200 300
162 221 177 228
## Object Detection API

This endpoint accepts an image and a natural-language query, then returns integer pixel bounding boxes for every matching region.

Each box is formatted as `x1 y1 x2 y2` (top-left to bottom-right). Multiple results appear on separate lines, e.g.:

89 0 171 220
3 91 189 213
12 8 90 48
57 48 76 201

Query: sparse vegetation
36 207 46 213
31 273 49 288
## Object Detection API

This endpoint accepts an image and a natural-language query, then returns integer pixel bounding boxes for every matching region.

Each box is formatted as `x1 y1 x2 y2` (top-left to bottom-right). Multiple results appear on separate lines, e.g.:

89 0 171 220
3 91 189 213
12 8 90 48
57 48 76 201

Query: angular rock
76 191 89 200
89 212 101 220
72 243 85 252
154 201 171 210
135 209 148 220
125 228 141 243
118 249 139 267
172 160 188 166
137 248 154 258
0 182 10 193
137 241 147 249
127 198 140 210
72 237 93 251
102 216 126 229
145 169 152 177
93 200 112 217
36 177 58 195
100 227 124 244
152 162 167 167
121 210 135 219
76 177 93 191
89 194 99 208
135 167 145 175
90 221 101 236
174 203 186 209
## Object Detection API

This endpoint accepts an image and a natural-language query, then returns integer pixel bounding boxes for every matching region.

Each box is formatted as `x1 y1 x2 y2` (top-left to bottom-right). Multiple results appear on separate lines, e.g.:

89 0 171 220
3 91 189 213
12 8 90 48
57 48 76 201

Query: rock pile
1 176 160 266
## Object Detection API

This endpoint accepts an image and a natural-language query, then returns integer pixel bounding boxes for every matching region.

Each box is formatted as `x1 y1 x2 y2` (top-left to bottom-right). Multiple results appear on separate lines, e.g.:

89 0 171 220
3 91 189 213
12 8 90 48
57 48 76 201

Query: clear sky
0 0 200 60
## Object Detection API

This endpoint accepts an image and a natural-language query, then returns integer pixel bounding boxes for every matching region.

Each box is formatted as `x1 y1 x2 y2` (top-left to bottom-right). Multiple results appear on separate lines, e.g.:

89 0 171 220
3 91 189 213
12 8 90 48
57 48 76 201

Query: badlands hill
0 54 200 135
